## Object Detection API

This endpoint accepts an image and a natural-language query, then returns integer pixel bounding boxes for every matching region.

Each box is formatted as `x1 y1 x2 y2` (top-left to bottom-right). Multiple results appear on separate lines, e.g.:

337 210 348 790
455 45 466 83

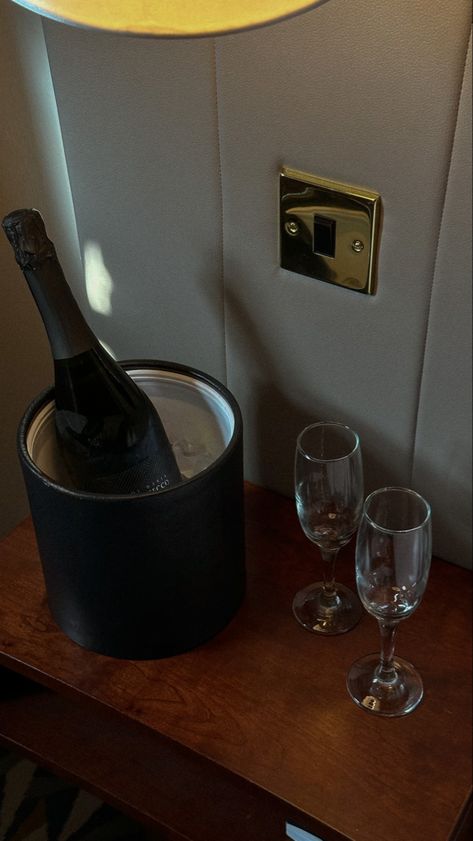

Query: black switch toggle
313 215 336 258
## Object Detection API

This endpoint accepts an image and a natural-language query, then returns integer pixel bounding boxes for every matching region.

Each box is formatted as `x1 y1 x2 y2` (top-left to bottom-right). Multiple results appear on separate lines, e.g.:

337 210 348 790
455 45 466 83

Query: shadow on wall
413 447 472 569
0 3 83 538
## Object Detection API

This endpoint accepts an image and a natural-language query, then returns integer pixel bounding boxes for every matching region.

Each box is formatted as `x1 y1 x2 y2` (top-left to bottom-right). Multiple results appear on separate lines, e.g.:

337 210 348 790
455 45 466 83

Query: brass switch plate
280 167 381 295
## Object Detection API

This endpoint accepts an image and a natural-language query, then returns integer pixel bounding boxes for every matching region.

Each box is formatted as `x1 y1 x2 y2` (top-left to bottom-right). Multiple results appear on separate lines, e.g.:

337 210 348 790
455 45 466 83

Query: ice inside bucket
26 366 236 489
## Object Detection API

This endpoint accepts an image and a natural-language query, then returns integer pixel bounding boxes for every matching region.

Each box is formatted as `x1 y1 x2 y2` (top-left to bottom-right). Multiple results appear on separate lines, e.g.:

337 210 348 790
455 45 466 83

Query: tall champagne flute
293 422 364 634
347 487 432 716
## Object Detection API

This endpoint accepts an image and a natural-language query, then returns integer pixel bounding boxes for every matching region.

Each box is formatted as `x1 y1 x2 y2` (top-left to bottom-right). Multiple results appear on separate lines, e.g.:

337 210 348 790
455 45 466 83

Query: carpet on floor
0 747 154 841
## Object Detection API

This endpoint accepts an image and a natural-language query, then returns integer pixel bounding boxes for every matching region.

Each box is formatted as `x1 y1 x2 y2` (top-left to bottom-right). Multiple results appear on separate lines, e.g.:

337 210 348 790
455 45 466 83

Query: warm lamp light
9 0 331 37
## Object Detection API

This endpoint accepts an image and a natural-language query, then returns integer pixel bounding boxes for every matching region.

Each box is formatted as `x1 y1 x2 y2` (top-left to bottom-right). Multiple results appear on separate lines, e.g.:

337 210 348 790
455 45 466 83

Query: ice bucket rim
17 358 243 502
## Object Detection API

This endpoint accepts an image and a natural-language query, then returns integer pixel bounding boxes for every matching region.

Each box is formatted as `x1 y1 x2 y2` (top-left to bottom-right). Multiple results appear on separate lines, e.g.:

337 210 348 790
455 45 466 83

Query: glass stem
320 549 338 605
376 620 399 683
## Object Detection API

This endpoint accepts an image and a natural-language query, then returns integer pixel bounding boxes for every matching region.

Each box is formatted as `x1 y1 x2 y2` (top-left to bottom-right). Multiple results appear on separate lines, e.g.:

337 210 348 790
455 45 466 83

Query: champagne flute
293 421 364 634
347 487 432 717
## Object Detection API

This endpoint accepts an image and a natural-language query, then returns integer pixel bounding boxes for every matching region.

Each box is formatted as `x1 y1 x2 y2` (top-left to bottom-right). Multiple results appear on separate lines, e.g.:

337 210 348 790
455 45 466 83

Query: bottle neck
24 257 97 360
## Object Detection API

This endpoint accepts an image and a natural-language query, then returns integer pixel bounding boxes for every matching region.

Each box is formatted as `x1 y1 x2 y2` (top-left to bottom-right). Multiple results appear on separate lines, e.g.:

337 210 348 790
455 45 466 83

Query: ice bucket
17 360 245 659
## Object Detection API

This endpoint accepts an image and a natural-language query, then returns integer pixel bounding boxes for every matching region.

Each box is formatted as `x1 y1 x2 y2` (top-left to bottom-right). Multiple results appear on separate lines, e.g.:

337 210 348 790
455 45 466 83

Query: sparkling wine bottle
3 208 182 494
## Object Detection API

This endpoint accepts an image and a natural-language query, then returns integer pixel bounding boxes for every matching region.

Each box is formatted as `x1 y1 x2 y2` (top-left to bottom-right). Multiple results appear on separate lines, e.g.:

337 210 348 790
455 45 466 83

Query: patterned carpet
0 748 155 841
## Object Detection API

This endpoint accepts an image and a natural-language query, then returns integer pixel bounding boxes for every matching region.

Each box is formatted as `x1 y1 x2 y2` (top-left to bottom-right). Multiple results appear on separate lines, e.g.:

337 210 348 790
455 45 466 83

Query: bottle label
139 475 171 494
81 456 176 495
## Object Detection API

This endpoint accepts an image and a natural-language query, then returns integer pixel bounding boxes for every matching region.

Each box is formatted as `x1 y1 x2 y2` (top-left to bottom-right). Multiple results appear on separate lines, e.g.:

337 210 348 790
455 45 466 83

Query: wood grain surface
0 484 471 841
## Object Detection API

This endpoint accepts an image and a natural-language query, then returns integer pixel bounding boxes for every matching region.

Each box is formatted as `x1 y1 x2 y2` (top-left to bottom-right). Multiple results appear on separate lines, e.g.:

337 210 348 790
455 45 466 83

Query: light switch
313 215 336 258
280 167 381 295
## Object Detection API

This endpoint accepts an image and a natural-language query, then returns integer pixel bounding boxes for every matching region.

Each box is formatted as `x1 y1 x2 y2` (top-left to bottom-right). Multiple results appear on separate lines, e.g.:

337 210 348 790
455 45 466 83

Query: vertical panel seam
212 38 228 385
408 28 472 486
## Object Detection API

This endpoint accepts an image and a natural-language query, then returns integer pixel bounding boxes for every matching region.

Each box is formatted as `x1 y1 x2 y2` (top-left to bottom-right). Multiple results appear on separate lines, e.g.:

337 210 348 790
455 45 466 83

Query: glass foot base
292 582 363 635
346 653 423 717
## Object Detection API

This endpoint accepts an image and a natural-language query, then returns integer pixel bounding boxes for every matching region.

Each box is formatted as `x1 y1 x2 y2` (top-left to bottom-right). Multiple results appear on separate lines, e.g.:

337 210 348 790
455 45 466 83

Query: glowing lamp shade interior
10 0 330 37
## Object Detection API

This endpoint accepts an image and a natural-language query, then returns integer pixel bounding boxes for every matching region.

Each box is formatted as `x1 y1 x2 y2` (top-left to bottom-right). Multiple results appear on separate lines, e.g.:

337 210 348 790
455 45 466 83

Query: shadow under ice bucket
17 360 245 659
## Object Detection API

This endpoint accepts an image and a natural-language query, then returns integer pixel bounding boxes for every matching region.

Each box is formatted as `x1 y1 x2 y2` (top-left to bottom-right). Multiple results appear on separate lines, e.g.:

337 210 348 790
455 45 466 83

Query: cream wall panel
43 22 226 380
0 3 80 538
412 35 472 568
216 0 472 529
7 0 469 567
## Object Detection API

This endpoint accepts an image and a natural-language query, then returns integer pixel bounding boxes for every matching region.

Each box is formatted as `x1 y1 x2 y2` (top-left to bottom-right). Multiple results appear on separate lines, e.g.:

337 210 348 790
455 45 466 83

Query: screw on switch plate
280 167 381 295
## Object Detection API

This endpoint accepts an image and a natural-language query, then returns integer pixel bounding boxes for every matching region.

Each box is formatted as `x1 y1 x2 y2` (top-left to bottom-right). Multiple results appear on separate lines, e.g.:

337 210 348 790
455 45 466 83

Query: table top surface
0 483 471 841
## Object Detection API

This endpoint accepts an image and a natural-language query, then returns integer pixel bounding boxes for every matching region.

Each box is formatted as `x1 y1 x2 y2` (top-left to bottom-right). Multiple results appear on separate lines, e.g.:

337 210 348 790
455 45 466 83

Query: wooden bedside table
0 484 471 841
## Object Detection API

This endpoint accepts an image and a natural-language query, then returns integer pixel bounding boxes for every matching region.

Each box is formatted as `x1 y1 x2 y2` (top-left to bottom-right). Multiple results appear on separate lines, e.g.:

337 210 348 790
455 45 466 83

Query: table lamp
8 0 331 36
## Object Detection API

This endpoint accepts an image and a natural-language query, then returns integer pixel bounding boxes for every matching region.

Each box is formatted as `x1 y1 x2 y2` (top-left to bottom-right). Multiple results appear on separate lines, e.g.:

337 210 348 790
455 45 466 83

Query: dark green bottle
3 208 182 494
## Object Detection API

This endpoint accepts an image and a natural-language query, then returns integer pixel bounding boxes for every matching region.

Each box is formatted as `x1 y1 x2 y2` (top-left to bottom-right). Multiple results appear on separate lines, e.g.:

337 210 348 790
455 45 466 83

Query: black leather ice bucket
18 360 245 659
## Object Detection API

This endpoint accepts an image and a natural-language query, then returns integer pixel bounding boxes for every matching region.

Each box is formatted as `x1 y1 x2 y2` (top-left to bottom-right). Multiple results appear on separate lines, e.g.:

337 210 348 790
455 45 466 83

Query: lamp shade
10 0 330 37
